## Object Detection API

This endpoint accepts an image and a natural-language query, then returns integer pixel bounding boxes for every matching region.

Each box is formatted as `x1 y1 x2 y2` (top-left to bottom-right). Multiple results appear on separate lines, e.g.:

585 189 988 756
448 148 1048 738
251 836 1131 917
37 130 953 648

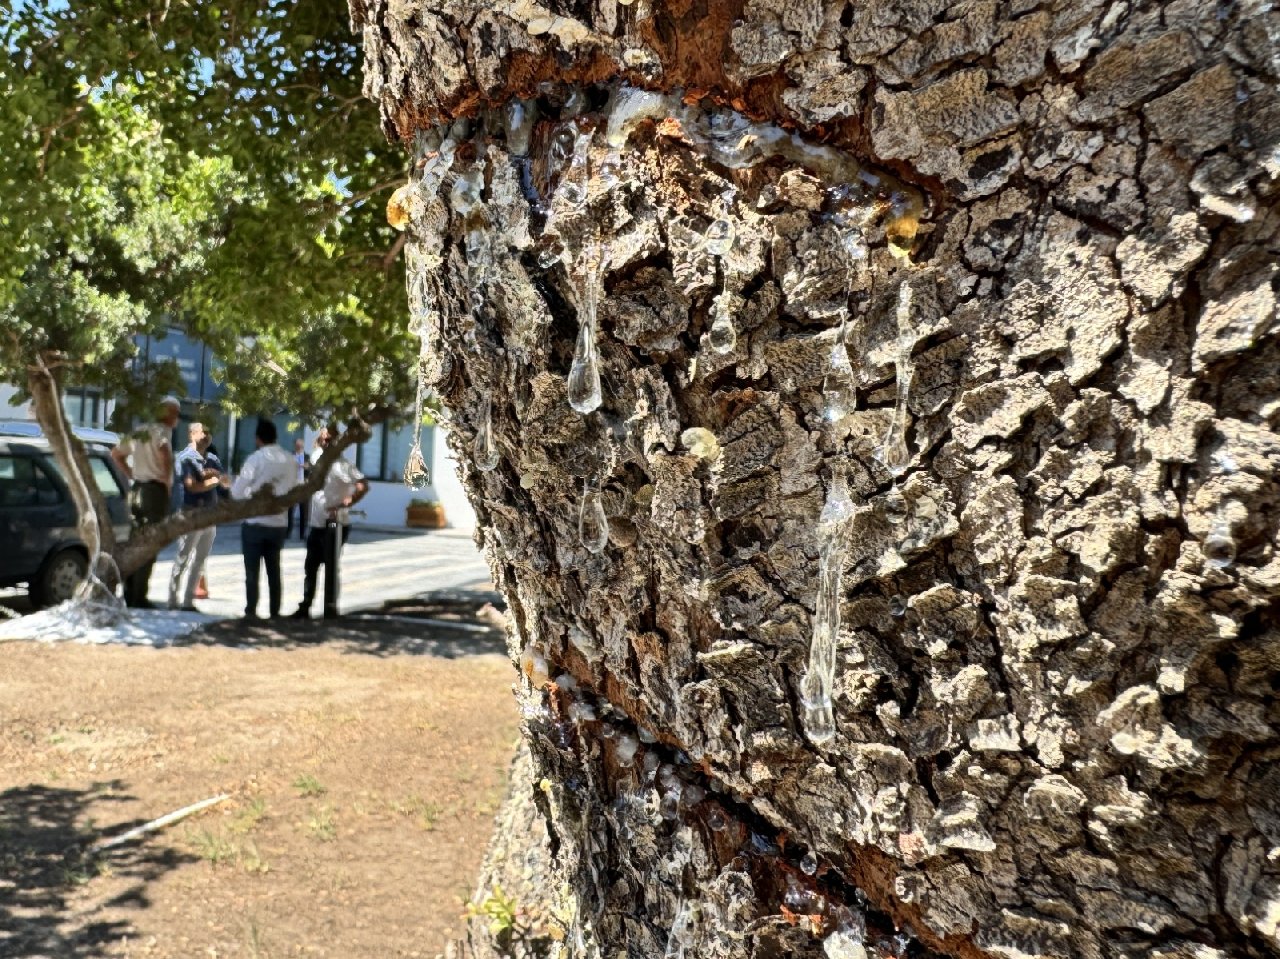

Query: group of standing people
111 400 369 621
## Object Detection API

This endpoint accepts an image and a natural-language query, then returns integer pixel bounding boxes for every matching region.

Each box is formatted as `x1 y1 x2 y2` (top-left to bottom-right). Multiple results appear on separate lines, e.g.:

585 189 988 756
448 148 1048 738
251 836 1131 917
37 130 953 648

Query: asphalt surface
0 525 491 620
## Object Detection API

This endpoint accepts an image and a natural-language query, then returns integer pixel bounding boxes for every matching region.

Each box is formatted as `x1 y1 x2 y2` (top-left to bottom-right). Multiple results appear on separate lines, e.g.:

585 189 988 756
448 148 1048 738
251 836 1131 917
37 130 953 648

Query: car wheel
31 549 88 609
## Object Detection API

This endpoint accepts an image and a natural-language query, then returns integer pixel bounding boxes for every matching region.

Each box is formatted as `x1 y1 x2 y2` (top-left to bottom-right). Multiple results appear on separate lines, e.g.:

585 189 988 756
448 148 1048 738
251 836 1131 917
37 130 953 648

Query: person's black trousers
300 524 350 612
242 523 287 618
123 481 169 606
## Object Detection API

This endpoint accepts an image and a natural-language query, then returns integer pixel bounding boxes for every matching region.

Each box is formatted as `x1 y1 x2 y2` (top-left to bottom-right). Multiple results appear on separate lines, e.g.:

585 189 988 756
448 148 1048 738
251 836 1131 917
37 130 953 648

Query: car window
40 454 124 499
0 454 63 507
88 456 125 497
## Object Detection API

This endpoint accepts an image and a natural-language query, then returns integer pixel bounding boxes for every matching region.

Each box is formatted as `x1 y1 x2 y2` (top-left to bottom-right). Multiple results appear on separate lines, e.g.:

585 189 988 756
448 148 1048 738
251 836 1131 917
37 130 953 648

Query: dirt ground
0 602 520 959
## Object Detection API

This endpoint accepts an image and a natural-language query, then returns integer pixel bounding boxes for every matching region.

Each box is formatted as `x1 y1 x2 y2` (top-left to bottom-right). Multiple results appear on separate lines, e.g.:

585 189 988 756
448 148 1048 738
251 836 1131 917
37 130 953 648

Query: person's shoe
180 605 200 613
243 611 262 623
133 599 156 610
290 606 310 620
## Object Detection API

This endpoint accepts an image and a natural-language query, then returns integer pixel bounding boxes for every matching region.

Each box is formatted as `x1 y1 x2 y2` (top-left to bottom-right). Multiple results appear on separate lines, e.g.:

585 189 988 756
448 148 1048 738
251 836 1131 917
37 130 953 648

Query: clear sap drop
580 482 609 554
403 444 430 490
474 396 500 472
801 474 853 745
823 337 857 422
597 151 623 188
704 218 735 257
567 317 602 413
708 315 737 353
1204 516 1237 569
449 166 484 216
504 99 535 156
882 488 908 525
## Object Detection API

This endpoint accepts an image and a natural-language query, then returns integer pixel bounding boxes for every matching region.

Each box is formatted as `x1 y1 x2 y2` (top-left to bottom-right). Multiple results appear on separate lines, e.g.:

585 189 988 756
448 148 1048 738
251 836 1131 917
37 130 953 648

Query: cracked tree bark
350 1 1280 957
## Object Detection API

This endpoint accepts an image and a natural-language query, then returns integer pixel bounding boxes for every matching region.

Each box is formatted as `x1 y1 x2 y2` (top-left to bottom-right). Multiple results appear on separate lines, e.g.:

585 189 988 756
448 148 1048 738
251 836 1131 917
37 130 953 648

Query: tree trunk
28 355 119 589
352 2 1280 957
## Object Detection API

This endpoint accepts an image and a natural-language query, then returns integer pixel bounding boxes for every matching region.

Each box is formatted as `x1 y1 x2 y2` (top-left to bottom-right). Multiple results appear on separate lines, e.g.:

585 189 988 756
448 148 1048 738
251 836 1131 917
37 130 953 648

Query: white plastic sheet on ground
0 603 218 647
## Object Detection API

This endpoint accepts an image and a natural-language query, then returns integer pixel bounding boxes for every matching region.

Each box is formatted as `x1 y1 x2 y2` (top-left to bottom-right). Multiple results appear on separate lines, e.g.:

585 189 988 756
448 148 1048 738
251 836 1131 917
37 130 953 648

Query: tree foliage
0 0 415 422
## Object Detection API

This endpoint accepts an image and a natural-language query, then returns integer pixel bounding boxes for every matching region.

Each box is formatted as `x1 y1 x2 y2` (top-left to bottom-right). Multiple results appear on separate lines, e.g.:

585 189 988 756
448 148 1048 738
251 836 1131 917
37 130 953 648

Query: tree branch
113 407 391 578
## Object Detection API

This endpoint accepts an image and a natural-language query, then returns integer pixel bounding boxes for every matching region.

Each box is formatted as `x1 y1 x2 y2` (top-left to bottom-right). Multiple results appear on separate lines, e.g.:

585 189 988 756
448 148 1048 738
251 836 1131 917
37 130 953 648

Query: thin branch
89 794 230 854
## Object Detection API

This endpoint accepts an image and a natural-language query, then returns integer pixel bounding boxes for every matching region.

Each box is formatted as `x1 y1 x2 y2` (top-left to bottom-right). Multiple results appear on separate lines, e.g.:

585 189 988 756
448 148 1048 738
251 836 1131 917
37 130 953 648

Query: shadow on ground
0 782 195 958
175 587 509 658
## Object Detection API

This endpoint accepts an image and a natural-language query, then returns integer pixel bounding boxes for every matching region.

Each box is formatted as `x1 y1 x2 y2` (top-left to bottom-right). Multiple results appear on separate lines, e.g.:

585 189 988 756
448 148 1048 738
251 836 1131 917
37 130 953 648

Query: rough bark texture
352 2 1280 957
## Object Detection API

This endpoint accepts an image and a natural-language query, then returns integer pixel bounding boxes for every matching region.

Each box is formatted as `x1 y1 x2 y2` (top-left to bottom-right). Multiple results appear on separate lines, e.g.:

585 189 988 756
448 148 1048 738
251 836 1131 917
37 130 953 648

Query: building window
61 388 102 429
356 423 386 480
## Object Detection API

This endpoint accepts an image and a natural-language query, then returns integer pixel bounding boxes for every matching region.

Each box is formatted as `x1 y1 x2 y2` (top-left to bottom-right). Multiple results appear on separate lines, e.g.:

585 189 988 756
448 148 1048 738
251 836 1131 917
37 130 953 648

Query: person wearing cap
111 395 181 608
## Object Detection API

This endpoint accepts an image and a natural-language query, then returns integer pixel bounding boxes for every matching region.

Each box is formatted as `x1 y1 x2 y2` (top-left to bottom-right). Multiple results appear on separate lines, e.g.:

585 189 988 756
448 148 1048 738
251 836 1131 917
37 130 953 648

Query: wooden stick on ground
90 793 231 854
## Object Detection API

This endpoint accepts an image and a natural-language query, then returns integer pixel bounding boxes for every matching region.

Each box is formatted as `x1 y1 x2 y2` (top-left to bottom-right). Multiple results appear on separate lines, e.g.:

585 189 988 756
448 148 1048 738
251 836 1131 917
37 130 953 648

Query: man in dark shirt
168 422 226 611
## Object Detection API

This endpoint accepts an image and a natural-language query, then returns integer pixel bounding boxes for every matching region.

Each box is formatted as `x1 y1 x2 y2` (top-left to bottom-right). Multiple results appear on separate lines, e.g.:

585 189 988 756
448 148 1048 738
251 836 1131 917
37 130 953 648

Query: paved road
0 525 492 620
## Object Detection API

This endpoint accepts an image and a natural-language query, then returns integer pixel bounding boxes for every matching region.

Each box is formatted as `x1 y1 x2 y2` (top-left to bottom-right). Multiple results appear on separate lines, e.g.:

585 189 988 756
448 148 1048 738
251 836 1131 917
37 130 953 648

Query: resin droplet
520 646 550 687
548 125 577 169
708 293 737 353
885 190 923 260
889 594 907 618
449 166 484 216
597 151 623 188
800 851 818 875
876 282 915 476
504 99 535 157
402 444 430 490
801 474 854 745
823 328 857 422
708 316 737 353
614 734 639 766
1203 516 1236 569
567 316 603 413
579 481 609 554
554 131 592 210
473 396 500 472
704 218 735 257
824 930 868 959
681 427 721 461
536 241 564 270
386 183 416 230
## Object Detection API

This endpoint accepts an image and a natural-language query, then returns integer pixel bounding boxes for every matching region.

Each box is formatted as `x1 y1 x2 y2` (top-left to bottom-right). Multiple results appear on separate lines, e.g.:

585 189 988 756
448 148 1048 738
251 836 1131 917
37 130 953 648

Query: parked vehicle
0 422 131 607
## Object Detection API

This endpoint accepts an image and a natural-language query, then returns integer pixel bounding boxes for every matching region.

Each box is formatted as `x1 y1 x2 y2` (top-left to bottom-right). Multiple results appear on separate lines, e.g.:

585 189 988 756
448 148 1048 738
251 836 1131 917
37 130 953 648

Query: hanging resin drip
822 316 856 422
1203 510 1237 569
566 290 602 413
707 291 737 354
579 479 609 554
402 343 432 491
876 282 915 476
664 900 699 959
449 163 484 216
567 241 604 413
704 190 739 354
473 395 500 472
800 473 855 744
885 190 923 260
551 127 591 211
504 99 535 157
597 150 624 189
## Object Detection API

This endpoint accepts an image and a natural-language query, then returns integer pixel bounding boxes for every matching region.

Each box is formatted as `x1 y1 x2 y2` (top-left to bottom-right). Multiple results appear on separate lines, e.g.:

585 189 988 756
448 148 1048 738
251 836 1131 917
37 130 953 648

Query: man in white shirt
231 419 298 620
292 426 368 619
111 395 180 608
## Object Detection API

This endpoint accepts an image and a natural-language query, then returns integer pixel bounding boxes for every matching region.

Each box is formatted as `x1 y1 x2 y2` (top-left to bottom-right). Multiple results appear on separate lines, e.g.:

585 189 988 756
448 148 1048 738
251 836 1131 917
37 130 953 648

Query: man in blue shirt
168 422 226 611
